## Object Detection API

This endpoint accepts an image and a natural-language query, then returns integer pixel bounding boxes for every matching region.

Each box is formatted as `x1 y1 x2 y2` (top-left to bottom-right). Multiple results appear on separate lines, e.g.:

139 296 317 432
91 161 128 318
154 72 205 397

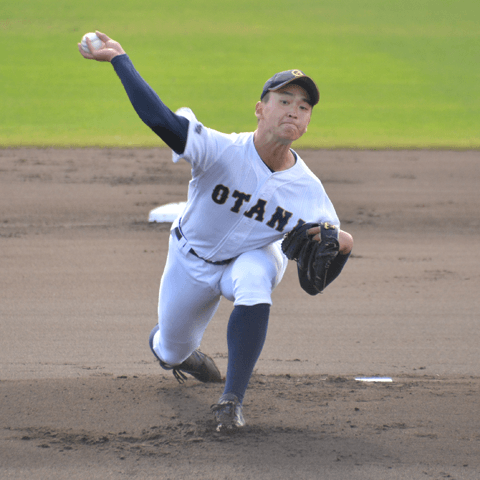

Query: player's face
256 84 312 144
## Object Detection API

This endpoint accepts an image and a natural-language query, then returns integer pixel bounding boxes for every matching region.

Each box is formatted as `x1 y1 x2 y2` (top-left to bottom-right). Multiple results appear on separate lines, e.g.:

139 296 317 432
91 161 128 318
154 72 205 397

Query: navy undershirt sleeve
111 54 189 154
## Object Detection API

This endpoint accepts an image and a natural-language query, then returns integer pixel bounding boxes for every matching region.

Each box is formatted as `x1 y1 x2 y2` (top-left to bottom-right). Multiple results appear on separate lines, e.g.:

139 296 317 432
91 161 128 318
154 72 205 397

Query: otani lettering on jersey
172 108 339 262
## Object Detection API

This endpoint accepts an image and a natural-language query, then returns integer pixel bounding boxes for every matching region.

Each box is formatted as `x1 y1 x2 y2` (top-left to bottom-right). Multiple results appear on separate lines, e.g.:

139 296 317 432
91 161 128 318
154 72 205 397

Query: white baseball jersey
172 108 339 263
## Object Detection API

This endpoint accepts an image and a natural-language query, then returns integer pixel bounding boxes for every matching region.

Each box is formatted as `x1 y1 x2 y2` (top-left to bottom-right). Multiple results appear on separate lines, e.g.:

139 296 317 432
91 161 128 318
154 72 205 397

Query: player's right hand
78 31 126 62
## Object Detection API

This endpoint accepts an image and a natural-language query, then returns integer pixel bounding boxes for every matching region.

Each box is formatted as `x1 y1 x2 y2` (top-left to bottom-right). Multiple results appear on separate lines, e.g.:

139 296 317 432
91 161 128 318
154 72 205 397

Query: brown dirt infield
1 148 479 479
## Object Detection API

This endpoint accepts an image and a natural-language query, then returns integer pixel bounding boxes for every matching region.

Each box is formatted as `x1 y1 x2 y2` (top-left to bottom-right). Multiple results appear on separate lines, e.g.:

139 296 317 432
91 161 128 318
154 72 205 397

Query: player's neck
253 131 295 172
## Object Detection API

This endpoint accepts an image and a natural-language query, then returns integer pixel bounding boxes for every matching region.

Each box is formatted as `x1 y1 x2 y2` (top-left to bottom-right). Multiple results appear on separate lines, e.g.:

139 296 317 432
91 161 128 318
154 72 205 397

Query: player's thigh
157 237 222 351
220 241 288 306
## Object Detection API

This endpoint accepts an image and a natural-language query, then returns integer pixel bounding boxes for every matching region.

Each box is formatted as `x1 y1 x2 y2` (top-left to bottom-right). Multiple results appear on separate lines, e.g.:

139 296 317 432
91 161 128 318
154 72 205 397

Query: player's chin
276 128 298 143
281 125 304 142
281 132 303 144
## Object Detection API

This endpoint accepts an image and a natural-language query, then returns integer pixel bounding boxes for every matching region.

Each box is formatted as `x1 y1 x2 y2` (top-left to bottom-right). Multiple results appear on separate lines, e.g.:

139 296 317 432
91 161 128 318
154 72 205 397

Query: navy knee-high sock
223 304 270 404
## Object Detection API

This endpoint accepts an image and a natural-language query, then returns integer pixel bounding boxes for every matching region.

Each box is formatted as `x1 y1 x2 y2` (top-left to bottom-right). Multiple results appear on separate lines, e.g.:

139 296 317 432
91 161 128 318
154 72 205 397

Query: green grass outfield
1 0 479 148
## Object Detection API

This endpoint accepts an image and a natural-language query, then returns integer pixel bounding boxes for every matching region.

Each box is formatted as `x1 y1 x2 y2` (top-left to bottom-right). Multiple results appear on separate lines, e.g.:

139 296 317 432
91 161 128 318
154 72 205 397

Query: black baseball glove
282 222 340 295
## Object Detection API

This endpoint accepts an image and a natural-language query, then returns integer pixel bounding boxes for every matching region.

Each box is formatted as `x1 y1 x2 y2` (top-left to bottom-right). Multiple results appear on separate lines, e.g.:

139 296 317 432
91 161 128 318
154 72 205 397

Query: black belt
173 227 233 266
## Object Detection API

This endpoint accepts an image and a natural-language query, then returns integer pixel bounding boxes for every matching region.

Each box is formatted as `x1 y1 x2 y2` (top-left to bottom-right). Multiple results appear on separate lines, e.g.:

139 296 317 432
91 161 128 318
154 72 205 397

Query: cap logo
291 70 304 77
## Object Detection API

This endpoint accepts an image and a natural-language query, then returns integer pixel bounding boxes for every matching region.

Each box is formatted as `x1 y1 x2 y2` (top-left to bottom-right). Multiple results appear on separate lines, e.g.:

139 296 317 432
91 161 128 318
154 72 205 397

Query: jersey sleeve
172 108 233 174
294 158 340 229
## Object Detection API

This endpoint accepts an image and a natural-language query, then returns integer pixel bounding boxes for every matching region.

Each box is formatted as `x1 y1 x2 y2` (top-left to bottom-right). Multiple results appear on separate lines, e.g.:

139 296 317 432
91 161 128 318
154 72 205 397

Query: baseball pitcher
79 31 353 432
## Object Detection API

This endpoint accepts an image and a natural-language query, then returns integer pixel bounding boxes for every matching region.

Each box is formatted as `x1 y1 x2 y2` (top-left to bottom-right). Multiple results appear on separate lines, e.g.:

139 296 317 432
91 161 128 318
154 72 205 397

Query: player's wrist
104 51 126 64
107 51 121 62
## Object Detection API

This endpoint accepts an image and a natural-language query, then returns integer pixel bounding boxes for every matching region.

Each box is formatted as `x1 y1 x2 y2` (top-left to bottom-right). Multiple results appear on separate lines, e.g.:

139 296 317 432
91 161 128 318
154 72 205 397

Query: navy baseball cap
261 70 320 106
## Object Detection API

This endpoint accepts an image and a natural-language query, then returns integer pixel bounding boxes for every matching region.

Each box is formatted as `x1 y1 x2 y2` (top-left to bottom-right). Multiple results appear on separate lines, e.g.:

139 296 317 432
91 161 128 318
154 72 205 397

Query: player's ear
255 101 263 121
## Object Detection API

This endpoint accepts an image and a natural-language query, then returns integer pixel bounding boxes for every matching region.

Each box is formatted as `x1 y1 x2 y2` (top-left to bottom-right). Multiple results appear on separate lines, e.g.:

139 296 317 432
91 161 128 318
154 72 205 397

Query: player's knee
158 340 196 366
233 264 274 301
338 230 353 255
241 264 272 289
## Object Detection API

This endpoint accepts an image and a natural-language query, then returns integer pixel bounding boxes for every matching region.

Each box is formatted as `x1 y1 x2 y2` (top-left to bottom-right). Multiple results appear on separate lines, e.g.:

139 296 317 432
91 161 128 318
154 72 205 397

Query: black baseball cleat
211 393 246 432
170 349 223 384
149 325 222 384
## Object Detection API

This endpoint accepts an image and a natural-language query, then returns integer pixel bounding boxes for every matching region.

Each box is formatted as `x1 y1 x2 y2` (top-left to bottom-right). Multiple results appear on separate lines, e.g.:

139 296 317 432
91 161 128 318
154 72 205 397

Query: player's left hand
306 225 322 242
78 31 126 62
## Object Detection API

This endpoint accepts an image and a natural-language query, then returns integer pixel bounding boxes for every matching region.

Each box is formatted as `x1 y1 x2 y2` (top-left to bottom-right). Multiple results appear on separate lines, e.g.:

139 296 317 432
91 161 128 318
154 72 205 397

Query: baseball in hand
80 32 103 54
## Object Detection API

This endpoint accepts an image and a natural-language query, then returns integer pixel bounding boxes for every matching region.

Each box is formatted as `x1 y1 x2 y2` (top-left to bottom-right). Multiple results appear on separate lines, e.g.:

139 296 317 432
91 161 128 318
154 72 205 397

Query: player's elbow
338 230 353 255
